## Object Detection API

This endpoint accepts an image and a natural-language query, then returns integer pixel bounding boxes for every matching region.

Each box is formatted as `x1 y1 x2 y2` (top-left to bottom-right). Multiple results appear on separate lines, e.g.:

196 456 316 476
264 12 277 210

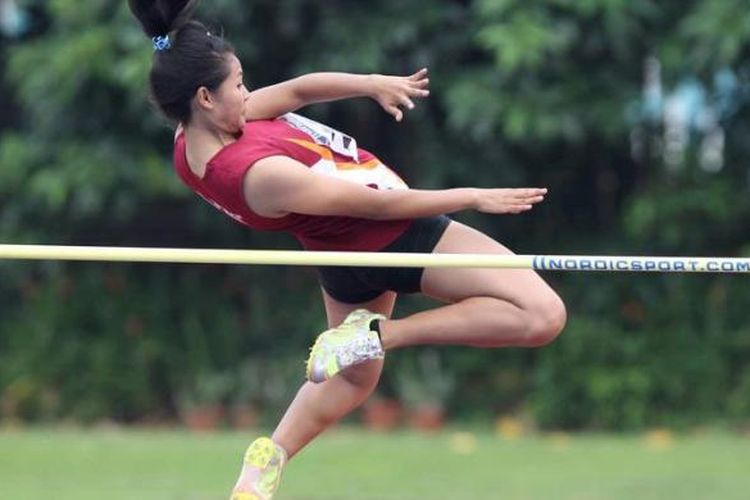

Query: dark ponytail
127 0 235 123
128 0 199 38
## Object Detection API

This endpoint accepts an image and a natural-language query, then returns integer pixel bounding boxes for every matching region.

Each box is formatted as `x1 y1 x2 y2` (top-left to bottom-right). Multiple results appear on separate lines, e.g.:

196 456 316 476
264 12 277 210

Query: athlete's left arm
244 70 430 122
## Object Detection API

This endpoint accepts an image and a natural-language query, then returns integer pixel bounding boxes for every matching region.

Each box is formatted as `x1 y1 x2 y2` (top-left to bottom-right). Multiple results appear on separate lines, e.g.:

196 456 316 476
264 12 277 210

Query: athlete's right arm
243 156 547 220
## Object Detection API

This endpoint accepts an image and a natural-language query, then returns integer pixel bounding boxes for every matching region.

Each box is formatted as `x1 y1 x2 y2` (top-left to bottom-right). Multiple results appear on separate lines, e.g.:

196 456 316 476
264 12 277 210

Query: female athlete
129 1 567 498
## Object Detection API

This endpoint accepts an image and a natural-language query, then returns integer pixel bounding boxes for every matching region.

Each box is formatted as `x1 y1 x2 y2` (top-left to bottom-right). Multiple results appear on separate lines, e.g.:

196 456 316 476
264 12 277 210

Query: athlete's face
211 54 250 133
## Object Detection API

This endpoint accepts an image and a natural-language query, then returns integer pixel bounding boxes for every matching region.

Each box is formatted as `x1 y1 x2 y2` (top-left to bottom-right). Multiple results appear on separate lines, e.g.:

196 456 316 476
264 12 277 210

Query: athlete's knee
525 294 567 347
476 294 566 348
521 293 567 347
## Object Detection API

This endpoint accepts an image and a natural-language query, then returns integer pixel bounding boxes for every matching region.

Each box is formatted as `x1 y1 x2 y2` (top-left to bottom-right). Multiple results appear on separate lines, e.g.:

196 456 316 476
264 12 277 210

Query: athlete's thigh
321 288 397 327
421 221 559 306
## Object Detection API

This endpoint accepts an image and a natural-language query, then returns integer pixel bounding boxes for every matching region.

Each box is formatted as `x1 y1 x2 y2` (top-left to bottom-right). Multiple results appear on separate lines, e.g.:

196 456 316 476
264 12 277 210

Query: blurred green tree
0 0 748 428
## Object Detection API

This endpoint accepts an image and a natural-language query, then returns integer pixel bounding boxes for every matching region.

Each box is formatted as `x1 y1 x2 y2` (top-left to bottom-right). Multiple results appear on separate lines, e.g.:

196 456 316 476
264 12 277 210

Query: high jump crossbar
0 244 748 273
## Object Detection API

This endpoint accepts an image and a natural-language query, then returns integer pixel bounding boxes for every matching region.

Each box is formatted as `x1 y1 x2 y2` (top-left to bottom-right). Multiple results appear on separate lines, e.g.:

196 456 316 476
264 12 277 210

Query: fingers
394 81 426 116
408 85 430 97
512 188 547 204
400 96 416 110
409 68 428 81
408 69 430 96
386 105 404 122
523 194 546 203
407 68 430 98
478 187 549 214
377 70 430 121
384 90 417 121
412 77 430 88
520 188 548 196
508 188 547 212
509 204 534 213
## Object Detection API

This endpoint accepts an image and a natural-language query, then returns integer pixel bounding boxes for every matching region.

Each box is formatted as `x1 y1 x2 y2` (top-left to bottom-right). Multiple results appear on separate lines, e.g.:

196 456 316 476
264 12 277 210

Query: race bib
281 113 360 163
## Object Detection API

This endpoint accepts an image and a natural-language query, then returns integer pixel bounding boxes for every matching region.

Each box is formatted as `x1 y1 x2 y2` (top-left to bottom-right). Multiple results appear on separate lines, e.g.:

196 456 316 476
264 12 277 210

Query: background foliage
1 0 749 430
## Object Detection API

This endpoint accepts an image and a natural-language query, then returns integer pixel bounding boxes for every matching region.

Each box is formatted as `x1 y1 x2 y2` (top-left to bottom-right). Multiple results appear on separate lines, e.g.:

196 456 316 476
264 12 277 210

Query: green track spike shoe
230 437 287 500
305 309 386 383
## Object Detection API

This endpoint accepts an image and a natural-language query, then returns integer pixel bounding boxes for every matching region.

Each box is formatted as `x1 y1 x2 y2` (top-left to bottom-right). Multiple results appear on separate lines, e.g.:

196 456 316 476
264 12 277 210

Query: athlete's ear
195 86 215 111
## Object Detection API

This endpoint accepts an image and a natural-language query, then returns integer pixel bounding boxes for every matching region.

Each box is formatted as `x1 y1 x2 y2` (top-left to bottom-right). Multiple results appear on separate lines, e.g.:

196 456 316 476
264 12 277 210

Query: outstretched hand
370 69 430 122
474 188 548 215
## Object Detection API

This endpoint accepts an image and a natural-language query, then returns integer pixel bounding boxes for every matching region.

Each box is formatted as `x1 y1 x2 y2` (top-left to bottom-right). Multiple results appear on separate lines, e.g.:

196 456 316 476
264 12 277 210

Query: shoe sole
232 438 283 500
231 493 261 500
244 437 276 467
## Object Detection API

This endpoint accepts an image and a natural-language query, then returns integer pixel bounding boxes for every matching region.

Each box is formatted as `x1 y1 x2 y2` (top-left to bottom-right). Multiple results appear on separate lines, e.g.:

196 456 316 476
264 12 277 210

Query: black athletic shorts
317 215 452 304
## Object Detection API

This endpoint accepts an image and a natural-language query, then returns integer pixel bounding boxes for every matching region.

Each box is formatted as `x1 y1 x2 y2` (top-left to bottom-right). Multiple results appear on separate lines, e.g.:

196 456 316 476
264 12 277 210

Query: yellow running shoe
230 437 287 500
305 309 386 383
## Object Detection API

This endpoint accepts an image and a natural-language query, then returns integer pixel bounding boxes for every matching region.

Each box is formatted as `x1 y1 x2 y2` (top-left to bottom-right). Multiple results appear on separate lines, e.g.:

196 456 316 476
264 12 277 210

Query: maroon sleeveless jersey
173 118 411 251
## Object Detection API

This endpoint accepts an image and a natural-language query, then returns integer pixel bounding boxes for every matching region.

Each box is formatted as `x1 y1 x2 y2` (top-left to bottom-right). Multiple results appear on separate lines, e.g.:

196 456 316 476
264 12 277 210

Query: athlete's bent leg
379 220 566 349
302 221 566 386
231 291 395 499
271 289 395 456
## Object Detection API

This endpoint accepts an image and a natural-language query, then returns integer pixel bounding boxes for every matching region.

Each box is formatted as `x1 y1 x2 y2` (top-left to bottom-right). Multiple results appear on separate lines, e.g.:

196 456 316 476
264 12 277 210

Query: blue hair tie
152 35 171 52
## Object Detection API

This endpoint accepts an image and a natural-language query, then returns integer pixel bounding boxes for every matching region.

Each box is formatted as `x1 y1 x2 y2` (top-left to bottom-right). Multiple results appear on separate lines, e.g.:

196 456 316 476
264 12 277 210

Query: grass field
1 426 749 499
